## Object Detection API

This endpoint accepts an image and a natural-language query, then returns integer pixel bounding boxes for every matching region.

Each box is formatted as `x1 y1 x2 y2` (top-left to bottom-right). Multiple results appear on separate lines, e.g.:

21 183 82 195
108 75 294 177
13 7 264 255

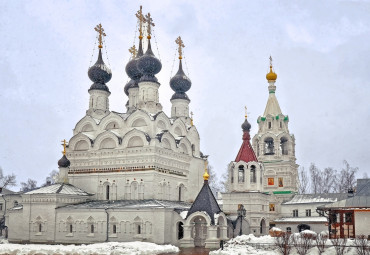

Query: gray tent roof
186 180 221 225
25 183 92 196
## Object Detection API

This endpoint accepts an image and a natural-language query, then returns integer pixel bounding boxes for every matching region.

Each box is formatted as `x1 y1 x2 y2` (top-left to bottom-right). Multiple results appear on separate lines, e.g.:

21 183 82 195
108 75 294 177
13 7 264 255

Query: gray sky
1 0 369 189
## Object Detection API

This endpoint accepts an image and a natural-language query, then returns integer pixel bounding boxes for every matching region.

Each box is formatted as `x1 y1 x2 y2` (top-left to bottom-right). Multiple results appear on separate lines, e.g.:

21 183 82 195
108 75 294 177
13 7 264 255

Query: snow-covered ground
210 234 360 255
0 240 179 255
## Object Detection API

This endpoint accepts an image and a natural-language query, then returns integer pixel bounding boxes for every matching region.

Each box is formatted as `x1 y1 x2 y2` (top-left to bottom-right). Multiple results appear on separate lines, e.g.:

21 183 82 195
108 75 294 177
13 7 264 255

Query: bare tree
220 165 230 192
0 166 16 189
322 167 337 193
353 234 369 255
42 170 59 186
20 179 37 192
331 237 348 255
292 232 314 255
298 167 310 194
336 160 358 193
207 165 221 195
309 163 323 194
274 232 293 255
315 233 328 255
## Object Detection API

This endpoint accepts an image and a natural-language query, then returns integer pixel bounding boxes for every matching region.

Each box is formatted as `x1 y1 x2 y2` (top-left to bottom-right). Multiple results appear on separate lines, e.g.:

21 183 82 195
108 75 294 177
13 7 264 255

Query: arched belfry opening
264 137 274 155
250 165 256 183
238 165 245 183
280 137 288 155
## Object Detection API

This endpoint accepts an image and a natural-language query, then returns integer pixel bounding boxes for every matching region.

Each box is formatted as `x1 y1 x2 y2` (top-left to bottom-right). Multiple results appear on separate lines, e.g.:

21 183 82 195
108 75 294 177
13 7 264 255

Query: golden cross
245 106 248 119
61 139 67 155
269 55 273 67
190 111 194 126
129 45 137 58
144 13 155 39
94 24 106 49
135 6 145 39
175 36 185 59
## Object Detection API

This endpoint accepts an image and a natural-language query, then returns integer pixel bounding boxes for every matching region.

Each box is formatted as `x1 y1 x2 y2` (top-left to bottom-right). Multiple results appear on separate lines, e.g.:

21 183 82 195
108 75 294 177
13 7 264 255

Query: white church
4 6 339 248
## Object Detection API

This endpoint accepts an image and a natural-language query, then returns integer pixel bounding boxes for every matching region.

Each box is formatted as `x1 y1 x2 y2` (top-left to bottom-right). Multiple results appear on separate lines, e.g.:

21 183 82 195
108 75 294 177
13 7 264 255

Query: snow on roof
81 132 95 140
274 216 327 223
320 195 370 209
180 211 188 219
25 183 92 196
59 199 192 210
283 193 348 205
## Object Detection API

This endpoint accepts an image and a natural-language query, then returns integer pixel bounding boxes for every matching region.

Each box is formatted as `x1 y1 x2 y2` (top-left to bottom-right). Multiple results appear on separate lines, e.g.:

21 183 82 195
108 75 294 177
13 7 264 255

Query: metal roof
58 199 192 210
25 183 92 196
283 193 348 205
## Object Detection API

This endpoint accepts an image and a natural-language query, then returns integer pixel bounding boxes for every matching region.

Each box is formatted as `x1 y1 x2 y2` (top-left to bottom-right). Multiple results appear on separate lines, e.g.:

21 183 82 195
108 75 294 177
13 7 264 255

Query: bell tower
252 57 298 193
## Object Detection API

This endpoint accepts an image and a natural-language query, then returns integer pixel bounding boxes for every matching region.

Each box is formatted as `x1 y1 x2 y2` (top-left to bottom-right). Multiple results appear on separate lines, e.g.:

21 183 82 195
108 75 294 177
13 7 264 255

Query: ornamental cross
129 45 137 58
144 13 155 38
175 36 185 59
269 55 273 66
245 106 250 119
61 139 67 155
94 24 106 49
135 6 145 39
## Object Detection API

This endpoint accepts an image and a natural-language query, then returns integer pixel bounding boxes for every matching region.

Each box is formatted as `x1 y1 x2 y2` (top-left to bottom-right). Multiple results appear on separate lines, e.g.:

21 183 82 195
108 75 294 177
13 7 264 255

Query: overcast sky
1 0 369 189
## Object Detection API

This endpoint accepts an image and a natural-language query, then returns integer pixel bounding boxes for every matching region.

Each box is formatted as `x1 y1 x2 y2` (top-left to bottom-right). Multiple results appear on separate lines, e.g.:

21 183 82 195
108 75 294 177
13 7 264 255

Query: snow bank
0 241 179 255
270 227 281 232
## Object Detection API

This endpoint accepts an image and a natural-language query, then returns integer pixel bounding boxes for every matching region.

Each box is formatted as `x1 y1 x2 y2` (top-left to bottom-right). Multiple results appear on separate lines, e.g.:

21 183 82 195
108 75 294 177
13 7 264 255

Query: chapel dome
58 155 70 168
241 118 251 132
125 57 142 80
124 79 138 96
170 60 191 93
137 40 161 82
266 65 277 81
88 49 112 87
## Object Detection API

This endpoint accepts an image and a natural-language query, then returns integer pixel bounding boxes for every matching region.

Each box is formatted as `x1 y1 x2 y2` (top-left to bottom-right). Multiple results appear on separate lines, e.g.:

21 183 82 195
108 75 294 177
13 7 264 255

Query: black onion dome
241 118 251 132
125 57 141 80
124 79 138 96
171 92 190 101
170 60 191 93
137 40 162 82
88 49 112 92
58 155 70 168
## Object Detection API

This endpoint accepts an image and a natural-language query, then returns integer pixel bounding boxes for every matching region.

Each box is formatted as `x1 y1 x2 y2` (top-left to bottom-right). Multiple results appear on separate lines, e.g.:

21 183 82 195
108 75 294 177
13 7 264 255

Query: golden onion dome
203 170 210 181
266 65 277 81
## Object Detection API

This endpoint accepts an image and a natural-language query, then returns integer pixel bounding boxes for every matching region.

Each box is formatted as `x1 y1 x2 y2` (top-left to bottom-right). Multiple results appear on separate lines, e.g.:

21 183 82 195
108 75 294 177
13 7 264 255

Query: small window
293 209 298 217
69 224 73 233
137 225 141 234
38 223 42 232
113 225 117 234
269 204 275 212
178 222 184 240
286 227 291 233
90 224 94 233
306 209 311 217
280 122 282 128
14 201 18 207
106 185 110 200
268 122 272 129
0 203 3 211
238 166 245 183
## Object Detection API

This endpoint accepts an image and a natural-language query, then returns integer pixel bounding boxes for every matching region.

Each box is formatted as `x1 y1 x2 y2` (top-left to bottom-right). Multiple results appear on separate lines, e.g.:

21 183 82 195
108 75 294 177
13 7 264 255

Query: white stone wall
275 222 327 234
355 210 369 236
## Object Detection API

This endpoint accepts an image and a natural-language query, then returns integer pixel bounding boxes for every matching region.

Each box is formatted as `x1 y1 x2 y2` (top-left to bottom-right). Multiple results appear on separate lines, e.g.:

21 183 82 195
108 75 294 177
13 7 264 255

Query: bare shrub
354 234 370 255
292 232 314 255
274 232 293 255
315 233 328 255
331 237 348 255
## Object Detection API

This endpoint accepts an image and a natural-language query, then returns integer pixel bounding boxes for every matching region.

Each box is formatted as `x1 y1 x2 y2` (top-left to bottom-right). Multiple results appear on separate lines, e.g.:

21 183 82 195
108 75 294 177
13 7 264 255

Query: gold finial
175 36 185 60
129 45 137 58
144 12 155 39
266 55 277 81
135 6 145 40
190 111 194 126
203 161 209 181
244 106 248 119
94 23 106 49
61 139 67 155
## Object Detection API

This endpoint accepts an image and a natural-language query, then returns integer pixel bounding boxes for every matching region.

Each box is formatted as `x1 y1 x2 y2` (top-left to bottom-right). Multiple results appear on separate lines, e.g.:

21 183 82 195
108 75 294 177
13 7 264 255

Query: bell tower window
264 137 274 155
268 122 272 129
250 165 256 183
280 137 288 155
238 166 245 183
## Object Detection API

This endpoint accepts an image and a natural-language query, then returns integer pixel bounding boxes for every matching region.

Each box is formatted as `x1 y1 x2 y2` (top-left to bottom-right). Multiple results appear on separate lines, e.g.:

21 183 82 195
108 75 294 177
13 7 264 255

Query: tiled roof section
283 193 348 205
186 180 221 225
58 199 192 210
235 131 258 163
25 183 92 196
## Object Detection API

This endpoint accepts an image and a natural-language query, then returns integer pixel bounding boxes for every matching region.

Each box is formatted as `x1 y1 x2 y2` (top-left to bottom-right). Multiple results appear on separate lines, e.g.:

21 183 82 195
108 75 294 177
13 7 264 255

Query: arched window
177 222 184 240
280 137 288 155
106 185 110 200
137 225 141 234
250 165 256 183
131 182 138 200
38 223 42 233
238 166 245 183
69 224 73 233
90 224 94 233
286 227 291 233
264 137 274 155
13 201 18 207
113 225 117 234
231 166 234 183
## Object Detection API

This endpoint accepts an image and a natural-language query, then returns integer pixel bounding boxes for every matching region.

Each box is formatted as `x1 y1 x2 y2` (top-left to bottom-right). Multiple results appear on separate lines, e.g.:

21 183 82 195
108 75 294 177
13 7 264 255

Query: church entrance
191 216 207 247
